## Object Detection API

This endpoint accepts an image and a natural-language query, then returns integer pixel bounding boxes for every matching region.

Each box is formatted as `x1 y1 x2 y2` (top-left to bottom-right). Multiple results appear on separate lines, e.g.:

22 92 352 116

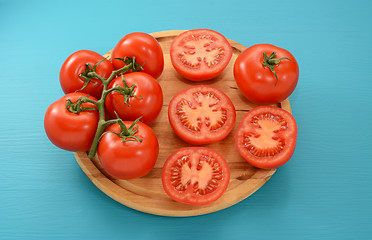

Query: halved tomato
168 85 236 145
235 106 297 169
170 29 233 81
162 147 230 205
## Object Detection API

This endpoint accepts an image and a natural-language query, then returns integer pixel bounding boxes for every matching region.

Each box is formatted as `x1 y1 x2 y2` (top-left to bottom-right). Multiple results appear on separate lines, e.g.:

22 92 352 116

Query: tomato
170 29 233 81
168 85 236 145
235 106 297 169
105 72 163 125
233 44 299 104
97 121 159 180
60 50 114 99
111 32 164 79
44 92 99 152
162 147 230 205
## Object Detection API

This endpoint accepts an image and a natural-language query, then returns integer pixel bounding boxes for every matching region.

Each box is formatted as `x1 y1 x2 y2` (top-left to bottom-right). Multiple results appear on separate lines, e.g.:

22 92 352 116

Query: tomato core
170 29 233 81
242 113 288 157
177 33 226 70
176 91 228 133
170 153 223 196
162 147 230 205
169 85 236 145
235 106 297 169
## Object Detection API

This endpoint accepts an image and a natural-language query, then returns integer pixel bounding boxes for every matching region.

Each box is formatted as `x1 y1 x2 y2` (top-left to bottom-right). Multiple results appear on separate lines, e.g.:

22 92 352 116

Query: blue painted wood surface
1 0 371 239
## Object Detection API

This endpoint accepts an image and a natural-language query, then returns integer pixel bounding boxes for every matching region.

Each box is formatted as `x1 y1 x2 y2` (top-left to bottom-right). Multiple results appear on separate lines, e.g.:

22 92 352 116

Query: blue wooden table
1 0 371 239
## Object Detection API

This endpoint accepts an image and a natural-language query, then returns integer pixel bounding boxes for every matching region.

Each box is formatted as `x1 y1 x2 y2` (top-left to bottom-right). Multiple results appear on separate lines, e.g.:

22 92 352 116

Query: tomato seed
176 91 227 132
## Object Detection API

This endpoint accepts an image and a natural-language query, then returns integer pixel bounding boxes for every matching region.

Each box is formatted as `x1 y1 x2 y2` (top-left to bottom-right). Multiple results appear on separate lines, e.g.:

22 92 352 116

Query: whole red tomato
105 72 163 125
44 92 99 152
234 44 299 104
97 121 159 180
60 50 114 99
111 32 164 79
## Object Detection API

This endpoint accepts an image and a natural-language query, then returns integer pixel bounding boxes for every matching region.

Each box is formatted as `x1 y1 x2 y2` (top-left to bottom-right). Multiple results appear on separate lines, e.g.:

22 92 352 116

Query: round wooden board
74 30 292 217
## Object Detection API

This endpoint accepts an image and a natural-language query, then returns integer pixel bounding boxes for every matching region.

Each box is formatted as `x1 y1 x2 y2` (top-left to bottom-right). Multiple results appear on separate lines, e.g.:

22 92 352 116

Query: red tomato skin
111 32 164 79
105 72 163 125
235 106 297 169
168 85 236 145
44 92 99 152
162 147 230 205
60 50 114 99
234 44 299 104
170 29 233 81
97 122 159 180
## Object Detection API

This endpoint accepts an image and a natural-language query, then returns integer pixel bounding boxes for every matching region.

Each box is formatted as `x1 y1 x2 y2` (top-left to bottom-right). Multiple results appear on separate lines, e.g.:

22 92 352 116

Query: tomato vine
66 57 143 159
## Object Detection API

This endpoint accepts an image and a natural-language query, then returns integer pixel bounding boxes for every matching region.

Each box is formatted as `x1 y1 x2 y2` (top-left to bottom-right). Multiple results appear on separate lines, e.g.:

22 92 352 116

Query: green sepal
65 96 98 114
102 115 143 143
114 56 144 73
110 75 143 107
262 52 293 86
77 58 108 92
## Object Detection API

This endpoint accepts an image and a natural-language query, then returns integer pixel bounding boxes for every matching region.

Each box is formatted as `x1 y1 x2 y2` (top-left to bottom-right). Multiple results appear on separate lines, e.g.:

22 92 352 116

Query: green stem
66 59 136 159
102 119 121 128
83 97 99 105
105 62 133 84
87 100 106 159
86 72 106 82
86 62 134 159
66 97 98 113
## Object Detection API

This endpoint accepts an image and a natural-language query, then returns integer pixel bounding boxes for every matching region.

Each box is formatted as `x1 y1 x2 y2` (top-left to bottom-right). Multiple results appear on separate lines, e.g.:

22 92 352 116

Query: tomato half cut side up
168 85 236 145
170 29 233 81
235 106 297 169
162 147 230 206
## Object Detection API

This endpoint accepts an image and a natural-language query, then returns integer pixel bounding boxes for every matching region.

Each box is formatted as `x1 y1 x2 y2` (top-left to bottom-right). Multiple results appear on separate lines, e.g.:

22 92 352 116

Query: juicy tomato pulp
235 106 297 169
168 85 236 145
170 29 233 81
162 147 230 205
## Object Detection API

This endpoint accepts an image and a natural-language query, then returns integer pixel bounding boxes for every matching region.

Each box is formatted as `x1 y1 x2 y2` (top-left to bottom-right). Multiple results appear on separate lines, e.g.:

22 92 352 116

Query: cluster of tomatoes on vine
44 29 299 206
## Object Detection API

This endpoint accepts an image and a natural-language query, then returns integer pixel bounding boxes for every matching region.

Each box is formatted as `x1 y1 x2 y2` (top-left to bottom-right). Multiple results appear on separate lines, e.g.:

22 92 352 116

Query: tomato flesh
170 29 233 81
162 147 230 205
235 106 297 169
168 85 236 145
